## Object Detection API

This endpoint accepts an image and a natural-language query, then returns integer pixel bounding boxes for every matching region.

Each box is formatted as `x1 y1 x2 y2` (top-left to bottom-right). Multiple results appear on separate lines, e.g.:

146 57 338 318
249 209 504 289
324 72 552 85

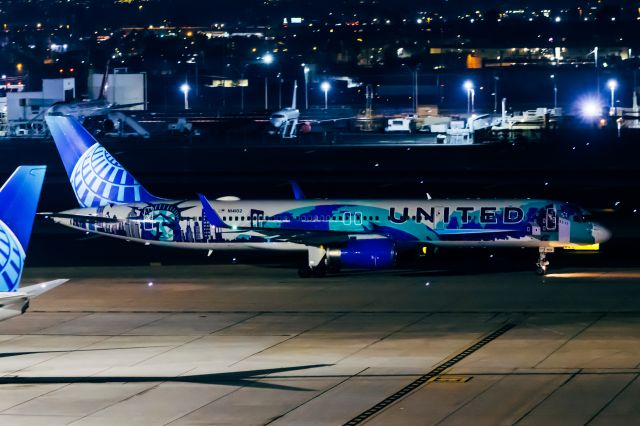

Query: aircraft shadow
0 364 331 391
0 346 170 359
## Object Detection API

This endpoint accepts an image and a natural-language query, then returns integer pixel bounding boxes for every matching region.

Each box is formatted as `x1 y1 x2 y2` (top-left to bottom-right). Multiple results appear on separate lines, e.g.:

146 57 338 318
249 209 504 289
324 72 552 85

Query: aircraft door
143 206 154 231
353 212 363 226
343 212 352 226
544 207 557 232
250 209 265 228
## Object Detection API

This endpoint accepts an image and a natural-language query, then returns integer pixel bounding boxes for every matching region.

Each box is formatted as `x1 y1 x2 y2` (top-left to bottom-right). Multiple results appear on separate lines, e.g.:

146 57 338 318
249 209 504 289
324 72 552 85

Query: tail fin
0 166 46 291
97 60 110 100
45 114 161 208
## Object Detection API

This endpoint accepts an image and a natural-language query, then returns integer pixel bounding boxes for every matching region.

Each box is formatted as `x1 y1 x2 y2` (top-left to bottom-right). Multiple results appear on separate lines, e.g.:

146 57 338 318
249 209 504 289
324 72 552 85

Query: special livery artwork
61 199 600 249
45 113 610 275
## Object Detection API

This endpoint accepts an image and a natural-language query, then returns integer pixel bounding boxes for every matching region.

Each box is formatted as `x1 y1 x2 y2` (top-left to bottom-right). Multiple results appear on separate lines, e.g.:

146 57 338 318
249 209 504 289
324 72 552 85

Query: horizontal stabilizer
18 279 68 298
38 212 121 224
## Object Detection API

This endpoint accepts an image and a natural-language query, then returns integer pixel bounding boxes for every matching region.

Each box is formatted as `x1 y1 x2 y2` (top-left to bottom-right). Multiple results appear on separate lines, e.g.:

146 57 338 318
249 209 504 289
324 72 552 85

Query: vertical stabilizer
0 166 46 291
97 60 110 100
45 114 161 207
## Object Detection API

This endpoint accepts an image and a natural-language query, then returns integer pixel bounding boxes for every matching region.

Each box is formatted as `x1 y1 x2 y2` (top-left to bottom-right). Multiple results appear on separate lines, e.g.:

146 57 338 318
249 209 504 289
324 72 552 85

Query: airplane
47 61 144 126
0 166 67 320
44 113 611 277
269 81 300 130
269 81 352 138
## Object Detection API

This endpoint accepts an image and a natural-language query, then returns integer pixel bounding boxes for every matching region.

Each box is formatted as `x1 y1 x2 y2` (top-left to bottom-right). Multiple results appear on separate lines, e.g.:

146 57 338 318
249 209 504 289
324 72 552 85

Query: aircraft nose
593 224 612 243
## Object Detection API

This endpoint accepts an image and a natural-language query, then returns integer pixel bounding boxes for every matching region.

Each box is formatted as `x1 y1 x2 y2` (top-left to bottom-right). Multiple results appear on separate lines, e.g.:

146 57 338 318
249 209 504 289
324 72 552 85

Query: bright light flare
607 79 618 90
321 81 331 92
580 99 602 118
463 80 474 91
262 53 274 64
180 83 190 94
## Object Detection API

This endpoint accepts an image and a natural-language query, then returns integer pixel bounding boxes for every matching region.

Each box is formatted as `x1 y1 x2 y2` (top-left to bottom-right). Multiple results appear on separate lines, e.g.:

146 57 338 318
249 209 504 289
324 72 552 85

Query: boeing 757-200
44 113 610 276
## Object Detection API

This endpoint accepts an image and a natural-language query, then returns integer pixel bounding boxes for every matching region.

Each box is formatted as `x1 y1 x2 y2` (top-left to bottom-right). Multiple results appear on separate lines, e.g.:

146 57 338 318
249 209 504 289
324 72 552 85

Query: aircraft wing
39 212 121 224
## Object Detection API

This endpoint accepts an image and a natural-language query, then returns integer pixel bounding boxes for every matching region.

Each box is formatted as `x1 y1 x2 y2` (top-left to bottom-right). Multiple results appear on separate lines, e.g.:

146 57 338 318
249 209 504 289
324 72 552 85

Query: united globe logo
70 142 147 207
0 220 24 292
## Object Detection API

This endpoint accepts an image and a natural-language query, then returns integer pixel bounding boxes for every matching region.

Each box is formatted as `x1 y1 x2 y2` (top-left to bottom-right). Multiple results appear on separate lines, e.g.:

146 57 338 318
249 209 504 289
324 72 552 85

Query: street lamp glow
180 83 190 110
262 53 274 65
607 79 618 114
321 81 331 109
463 80 474 114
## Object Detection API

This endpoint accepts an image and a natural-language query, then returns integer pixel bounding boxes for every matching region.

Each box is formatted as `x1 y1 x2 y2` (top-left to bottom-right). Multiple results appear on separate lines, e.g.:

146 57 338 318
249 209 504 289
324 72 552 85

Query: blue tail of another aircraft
45 114 161 208
0 166 46 291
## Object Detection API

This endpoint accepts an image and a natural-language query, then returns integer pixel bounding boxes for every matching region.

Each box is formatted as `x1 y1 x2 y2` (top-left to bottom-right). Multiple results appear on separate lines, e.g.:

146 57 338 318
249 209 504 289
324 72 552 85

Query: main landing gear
298 246 327 278
536 247 553 275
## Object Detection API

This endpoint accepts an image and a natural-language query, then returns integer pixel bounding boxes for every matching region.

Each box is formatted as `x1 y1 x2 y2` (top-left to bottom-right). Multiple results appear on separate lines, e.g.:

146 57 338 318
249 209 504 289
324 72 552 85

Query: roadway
0 264 639 425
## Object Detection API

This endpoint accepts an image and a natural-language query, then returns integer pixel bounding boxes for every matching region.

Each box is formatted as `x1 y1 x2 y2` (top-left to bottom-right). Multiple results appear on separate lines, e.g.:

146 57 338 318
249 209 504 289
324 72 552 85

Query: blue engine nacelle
326 239 396 269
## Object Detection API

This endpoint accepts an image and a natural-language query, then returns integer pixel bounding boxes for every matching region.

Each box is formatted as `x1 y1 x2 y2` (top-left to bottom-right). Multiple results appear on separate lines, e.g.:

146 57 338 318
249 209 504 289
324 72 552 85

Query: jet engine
326 239 396 269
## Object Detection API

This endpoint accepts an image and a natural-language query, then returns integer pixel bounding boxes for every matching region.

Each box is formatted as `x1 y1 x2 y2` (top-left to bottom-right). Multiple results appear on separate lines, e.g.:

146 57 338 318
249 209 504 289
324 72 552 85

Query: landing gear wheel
536 250 550 276
298 266 312 278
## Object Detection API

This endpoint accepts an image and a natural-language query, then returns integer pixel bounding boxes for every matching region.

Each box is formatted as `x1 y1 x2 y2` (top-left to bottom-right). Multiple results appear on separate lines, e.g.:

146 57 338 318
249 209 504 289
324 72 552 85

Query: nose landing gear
536 247 554 275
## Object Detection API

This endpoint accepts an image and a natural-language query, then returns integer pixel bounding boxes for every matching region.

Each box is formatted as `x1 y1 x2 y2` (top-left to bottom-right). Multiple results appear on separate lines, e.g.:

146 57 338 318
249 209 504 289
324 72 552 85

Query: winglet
198 194 229 228
289 180 305 200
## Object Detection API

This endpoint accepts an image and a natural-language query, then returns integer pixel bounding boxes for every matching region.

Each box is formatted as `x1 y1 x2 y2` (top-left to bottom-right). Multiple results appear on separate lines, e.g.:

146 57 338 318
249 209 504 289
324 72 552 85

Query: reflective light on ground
546 272 640 279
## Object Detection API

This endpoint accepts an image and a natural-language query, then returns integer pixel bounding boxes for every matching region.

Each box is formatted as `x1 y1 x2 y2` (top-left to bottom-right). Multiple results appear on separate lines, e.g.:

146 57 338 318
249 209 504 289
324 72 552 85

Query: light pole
463 80 474 114
550 74 558 109
262 53 274 110
180 83 190 110
607 79 617 115
493 75 499 113
321 81 330 110
303 66 310 110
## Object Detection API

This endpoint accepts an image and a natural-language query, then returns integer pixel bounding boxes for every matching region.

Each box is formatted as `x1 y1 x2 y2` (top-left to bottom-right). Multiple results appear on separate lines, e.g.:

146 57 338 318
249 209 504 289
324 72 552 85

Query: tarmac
1 264 639 425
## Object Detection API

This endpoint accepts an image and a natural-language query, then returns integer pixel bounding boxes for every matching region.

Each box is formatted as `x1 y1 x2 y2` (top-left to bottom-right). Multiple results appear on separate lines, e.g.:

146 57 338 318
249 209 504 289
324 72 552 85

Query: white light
263 53 274 64
580 99 602 118
321 81 331 92
148 282 154 287
180 83 190 94
607 79 618 90
555 16 561 22
304 66 310 74
463 80 473 91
